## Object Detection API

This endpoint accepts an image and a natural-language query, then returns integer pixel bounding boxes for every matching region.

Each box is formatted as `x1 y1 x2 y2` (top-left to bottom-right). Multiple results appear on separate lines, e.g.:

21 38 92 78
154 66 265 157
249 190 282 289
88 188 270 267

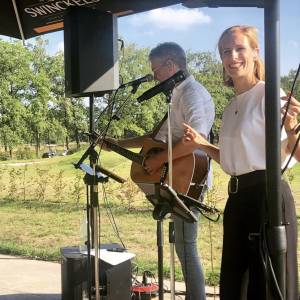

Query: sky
1 1 299 76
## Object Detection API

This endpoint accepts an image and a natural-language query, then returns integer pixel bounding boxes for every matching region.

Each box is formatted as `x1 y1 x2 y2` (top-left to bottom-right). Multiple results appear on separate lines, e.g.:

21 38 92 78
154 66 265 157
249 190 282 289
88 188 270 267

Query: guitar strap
192 128 214 201
204 129 214 181
150 113 168 139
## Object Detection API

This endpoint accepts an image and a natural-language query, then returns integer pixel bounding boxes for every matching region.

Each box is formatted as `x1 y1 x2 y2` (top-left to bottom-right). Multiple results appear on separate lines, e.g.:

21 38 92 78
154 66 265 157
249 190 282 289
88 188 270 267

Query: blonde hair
218 25 265 87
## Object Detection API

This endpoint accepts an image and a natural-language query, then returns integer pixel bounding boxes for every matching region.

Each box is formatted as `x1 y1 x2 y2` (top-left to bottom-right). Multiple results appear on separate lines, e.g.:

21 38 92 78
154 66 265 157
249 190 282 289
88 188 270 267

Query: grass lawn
0 149 299 285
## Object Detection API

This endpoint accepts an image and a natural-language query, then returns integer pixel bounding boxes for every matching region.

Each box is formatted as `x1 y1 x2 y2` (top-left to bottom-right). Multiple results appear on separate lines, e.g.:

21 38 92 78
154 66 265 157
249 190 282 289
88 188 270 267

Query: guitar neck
104 140 144 165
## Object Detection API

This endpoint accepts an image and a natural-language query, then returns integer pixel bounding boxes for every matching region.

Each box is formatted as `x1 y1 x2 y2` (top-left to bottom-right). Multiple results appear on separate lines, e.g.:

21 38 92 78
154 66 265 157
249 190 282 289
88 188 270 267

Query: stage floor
0 254 219 299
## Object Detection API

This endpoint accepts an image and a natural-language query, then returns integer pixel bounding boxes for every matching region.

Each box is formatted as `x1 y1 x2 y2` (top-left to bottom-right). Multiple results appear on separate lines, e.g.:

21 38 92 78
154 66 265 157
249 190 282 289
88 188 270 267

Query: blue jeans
174 208 206 300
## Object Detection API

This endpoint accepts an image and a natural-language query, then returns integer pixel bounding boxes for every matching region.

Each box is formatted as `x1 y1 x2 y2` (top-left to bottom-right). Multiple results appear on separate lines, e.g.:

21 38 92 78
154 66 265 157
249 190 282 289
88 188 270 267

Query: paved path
0 254 219 300
0 254 60 300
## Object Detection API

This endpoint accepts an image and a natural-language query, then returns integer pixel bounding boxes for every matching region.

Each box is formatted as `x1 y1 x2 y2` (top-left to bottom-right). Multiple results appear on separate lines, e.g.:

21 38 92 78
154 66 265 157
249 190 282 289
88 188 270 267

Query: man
102 42 215 300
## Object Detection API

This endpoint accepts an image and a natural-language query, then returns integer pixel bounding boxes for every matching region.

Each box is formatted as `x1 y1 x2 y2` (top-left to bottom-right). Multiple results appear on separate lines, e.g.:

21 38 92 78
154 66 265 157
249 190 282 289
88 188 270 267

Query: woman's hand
281 94 300 162
281 93 300 131
182 123 208 150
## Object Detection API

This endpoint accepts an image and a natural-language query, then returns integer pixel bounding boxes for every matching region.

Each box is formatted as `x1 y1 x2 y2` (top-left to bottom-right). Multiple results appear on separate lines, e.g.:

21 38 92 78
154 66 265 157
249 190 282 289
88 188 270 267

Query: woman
183 25 300 300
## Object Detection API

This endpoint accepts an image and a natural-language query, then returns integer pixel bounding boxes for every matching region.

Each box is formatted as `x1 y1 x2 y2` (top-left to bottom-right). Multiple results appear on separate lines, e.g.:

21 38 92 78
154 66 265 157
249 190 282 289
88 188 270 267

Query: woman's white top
219 81 295 176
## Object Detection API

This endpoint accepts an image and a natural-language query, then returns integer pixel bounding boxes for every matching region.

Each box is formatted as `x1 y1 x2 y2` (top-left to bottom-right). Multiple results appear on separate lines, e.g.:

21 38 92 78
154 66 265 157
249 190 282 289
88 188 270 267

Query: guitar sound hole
146 147 164 157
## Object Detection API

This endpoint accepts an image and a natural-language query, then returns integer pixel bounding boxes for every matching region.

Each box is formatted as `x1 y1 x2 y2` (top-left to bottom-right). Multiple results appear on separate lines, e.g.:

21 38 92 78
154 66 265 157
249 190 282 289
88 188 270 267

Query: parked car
61 150 69 156
42 151 56 158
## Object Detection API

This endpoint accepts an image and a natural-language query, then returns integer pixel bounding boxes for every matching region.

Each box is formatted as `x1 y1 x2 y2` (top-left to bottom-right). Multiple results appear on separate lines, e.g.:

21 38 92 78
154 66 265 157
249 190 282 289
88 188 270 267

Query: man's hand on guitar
144 154 165 175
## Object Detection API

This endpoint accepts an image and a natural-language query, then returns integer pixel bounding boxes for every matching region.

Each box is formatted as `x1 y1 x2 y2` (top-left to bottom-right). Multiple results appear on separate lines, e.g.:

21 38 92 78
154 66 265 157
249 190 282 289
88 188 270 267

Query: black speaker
61 245 132 300
61 247 88 300
64 7 119 97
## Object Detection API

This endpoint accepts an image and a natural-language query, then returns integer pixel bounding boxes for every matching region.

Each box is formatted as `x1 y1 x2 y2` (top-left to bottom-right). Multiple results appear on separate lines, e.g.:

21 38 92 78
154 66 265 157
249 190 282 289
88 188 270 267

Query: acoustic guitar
103 138 208 200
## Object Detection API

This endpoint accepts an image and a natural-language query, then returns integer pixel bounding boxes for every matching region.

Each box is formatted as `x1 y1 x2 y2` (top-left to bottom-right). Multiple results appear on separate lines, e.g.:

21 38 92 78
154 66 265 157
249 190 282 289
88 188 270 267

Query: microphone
137 70 186 103
119 74 153 88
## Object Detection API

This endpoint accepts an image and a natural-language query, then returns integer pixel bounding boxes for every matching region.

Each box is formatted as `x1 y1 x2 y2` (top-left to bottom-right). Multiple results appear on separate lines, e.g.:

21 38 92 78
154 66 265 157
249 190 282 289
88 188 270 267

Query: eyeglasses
151 58 173 74
151 61 167 74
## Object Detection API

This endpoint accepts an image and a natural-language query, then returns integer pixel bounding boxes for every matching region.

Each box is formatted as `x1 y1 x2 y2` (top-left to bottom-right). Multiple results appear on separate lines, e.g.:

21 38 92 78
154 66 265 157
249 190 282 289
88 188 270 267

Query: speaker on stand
63 7 121 300
64 7 119 97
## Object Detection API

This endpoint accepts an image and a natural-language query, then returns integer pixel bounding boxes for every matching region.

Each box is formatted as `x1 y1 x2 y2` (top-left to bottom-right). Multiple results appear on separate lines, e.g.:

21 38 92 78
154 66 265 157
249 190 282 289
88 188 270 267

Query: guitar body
130 138 208 199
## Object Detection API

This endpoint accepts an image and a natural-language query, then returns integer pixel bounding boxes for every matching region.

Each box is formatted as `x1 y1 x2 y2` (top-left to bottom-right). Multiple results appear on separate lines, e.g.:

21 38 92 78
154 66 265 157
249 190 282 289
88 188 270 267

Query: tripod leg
157 220 164 300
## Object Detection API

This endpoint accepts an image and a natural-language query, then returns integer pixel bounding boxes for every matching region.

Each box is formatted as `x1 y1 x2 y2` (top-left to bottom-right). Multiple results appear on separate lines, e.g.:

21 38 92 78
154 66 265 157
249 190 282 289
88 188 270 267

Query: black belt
228 170 266 194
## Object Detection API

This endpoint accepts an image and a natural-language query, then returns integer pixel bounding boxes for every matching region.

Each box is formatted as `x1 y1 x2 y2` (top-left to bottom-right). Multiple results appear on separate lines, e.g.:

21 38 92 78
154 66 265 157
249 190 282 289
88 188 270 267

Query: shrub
66 148 80 155
15 147 35 160
0 152 10 161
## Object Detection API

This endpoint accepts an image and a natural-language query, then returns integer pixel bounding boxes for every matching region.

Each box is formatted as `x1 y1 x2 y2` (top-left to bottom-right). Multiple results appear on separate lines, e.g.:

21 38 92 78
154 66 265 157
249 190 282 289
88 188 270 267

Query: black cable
259 222 284 300
109 88 136 122
93 68 142 262
102 184 126 249
259 224 267 274
95 88 120 137
96 90 119 160
101 183 126 249
117 38 125 86
131 263 140 284
281 62 300 174
198 208 221 222
94 93 118 130
97 87 133 160
281 62 300 130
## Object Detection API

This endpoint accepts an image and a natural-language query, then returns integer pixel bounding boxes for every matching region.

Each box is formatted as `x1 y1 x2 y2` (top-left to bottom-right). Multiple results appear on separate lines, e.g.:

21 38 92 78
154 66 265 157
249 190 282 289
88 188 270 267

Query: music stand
145 183 196 300
177 192 220 215
146 183 197 223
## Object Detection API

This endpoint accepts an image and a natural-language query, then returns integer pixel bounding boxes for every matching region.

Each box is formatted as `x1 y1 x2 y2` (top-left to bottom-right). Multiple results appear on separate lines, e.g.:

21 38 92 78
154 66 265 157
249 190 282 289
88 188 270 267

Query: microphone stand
136 71 187 300
150 77 186 300
88 94 101 300
73 94 115 300
84 94 101 300
166 91 176 300
154 89 176 300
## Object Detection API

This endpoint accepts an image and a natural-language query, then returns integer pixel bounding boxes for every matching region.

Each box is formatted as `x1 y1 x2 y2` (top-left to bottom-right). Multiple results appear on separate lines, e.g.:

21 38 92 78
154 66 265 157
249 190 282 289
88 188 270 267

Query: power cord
260 223 284 300
281 62 300 131
101 183 126 249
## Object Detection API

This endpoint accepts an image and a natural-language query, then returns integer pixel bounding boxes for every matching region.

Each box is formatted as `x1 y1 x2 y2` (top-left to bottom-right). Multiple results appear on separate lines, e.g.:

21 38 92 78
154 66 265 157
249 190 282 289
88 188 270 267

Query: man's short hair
149 42 187 70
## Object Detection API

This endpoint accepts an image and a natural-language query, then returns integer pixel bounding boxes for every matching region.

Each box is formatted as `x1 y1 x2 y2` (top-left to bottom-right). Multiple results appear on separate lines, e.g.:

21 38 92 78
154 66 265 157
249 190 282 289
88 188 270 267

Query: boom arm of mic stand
95 165 126 184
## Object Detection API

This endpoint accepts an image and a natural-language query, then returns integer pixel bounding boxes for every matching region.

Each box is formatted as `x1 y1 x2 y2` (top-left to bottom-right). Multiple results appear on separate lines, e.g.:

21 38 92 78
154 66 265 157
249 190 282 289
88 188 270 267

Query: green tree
48 51 87 149
0 40 31 157
187 51 234 141
26 37 53 157
281 69 300 100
